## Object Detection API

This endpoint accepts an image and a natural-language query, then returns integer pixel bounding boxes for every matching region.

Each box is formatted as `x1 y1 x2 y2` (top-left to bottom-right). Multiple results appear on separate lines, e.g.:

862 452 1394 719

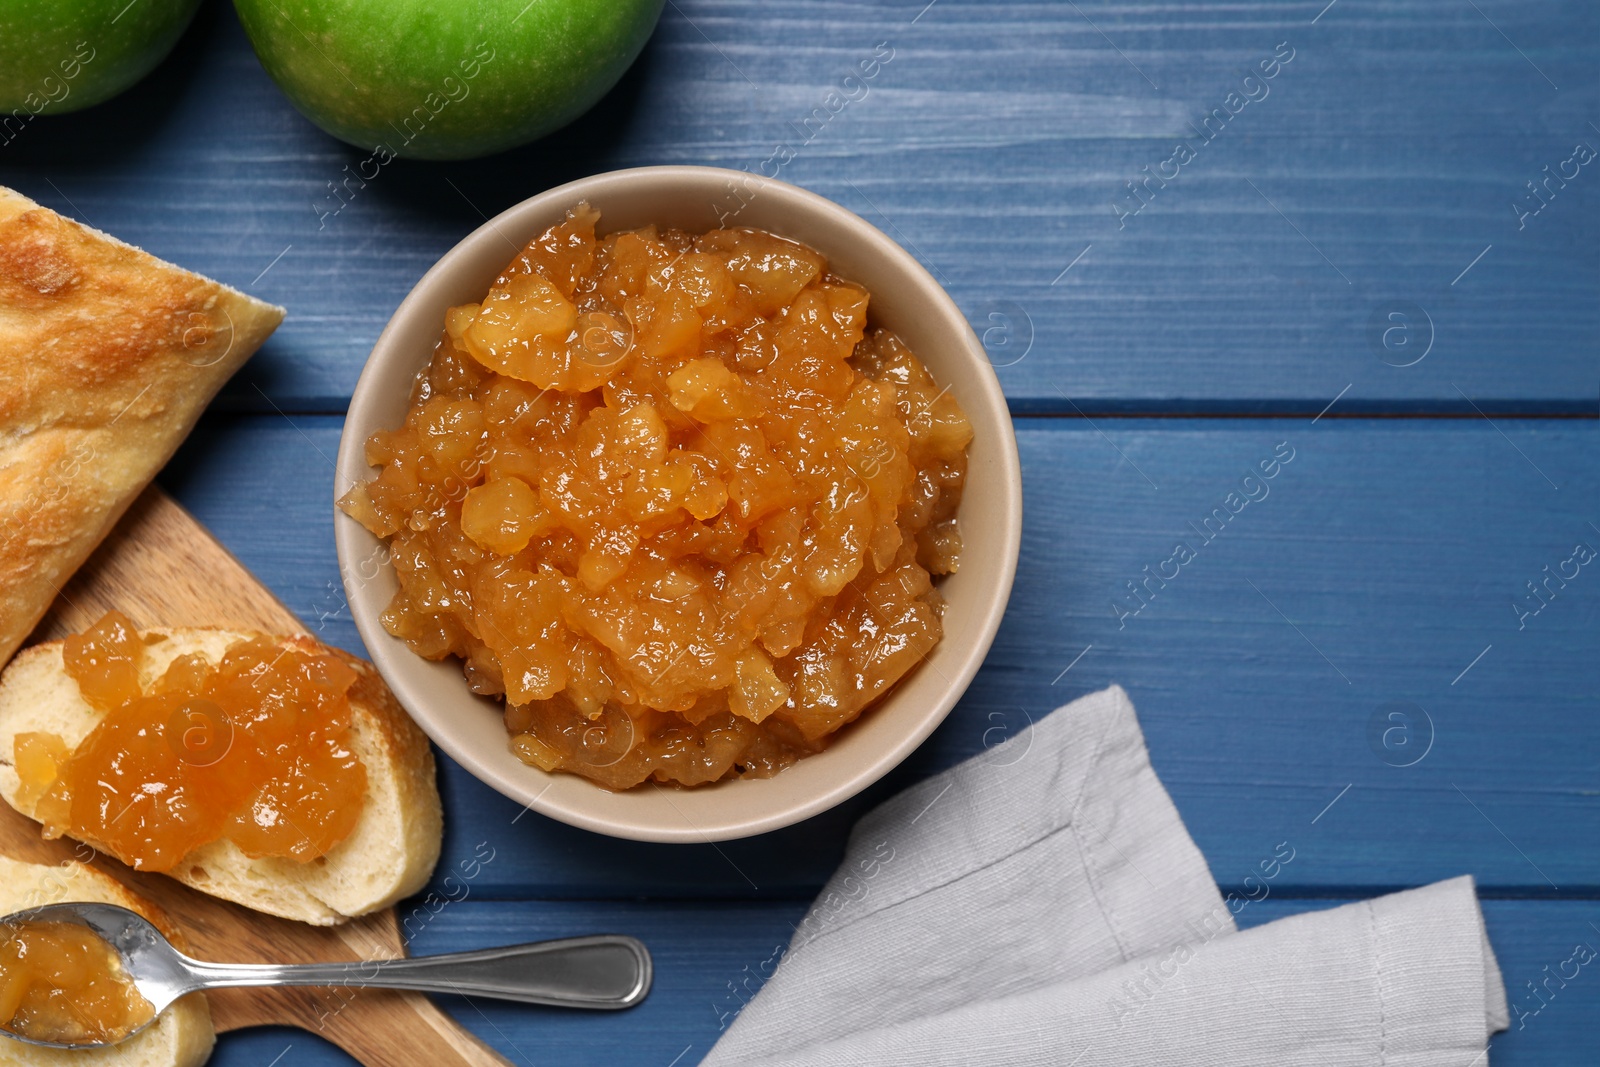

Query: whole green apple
232 0 665 161
0 0 202 117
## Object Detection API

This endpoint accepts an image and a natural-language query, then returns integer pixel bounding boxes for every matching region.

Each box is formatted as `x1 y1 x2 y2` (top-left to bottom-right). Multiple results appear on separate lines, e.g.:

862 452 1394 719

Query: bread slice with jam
0 628 442 926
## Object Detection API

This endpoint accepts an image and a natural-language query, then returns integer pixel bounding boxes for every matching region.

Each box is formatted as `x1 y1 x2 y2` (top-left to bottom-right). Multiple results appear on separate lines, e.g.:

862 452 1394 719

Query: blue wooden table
4 1 1597 1062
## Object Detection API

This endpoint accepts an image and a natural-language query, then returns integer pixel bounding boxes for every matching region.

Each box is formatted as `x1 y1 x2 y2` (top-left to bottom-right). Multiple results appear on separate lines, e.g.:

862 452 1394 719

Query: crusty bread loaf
0 854 214 1067
0 629 442 926
0 187 284 668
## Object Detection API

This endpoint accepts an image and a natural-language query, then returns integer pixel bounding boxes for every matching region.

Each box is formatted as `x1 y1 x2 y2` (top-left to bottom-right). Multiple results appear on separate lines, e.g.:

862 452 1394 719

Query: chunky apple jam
14 611 367 871
0 919 153 1044
339 205 971 789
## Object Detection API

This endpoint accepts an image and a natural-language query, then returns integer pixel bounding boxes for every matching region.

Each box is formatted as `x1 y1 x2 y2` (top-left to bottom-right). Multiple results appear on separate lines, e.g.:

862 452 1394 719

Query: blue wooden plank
193 897 1600 1067
157 414 1600 896
5 0 1591 1061
1 0 1593 412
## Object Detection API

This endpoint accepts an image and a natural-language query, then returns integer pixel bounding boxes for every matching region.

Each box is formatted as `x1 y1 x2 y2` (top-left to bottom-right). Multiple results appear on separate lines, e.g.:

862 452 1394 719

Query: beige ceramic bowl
335 166 1021 842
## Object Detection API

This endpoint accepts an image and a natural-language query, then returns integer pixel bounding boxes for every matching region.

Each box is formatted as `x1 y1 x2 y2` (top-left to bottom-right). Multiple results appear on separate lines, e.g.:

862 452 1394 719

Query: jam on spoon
0 919 153 1045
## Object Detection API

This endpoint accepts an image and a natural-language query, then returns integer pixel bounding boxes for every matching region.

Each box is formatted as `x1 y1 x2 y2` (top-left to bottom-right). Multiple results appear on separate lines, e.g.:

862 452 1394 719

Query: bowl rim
335 165 1022 842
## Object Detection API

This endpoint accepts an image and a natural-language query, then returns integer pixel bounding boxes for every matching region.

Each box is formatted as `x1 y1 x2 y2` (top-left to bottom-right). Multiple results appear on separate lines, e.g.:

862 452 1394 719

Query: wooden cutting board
7 486 510 1067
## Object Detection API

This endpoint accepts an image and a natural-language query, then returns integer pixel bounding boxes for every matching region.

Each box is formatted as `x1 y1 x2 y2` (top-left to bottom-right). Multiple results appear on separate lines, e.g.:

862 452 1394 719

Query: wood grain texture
188 897 1596 1067
33 490 303 641
11 487 508 1067
0 1 1591 1063
0 0 1592 413
158 416 1600 898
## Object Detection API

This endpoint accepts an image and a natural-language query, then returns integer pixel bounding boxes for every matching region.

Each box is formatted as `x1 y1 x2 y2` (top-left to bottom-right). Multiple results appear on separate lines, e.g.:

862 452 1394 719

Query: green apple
232 0 665 161
0 0 202 116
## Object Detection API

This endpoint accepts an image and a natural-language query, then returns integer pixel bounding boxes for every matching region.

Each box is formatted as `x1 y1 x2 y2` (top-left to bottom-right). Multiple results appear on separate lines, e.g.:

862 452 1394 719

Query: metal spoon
0 902 651 1049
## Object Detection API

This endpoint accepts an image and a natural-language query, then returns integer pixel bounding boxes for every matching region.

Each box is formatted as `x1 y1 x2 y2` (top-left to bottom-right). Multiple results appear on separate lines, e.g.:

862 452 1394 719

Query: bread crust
0 187 284 668
0 629 443 926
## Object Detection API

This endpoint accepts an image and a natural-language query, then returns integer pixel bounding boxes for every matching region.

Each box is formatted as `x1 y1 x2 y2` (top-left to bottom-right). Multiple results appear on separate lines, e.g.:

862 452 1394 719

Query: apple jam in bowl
336 167 1021 840
341 205 970 790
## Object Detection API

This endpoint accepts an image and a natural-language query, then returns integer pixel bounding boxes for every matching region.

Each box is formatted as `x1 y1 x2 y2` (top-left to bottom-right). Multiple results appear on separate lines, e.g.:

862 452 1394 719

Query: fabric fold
705 685 1507 1067
705 685 1229 1063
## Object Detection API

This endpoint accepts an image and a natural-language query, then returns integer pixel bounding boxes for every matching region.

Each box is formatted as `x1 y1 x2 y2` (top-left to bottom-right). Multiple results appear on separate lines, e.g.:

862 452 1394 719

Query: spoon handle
184 935 651 1010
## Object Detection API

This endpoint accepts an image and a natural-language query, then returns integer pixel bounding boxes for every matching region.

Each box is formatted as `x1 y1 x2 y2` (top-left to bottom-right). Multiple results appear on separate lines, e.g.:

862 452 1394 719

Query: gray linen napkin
704 685 1508 1067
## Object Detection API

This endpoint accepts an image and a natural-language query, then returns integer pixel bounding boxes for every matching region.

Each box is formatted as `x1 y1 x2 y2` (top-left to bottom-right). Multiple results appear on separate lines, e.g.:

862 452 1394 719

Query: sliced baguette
0 187 285 669
0 853 214 1067
0 629 442 926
